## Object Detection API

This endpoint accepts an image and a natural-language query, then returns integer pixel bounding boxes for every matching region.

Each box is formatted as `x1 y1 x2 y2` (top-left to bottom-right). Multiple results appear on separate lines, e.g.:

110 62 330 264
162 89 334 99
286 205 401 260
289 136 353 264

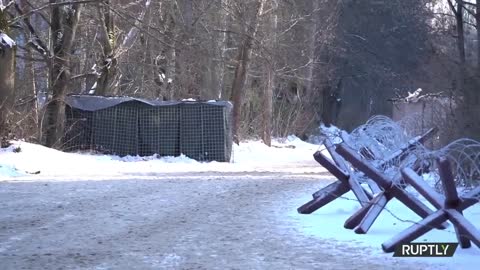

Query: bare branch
462 1 476 7
71 72 98 80
14 2 50 57
0 1 15 11
119 0 151 51
15 54 47 62
25 0 51 26
8 0 100 26
447 0 458 15
460 2 477 22
106 3 174 48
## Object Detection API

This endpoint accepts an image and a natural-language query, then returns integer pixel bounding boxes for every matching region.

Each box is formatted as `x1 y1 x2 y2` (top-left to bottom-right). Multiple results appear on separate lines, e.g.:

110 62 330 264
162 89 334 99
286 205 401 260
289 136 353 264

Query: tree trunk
262 65 274 146
183 0 193 33
165 41 176 100
26 39 38 126
157 2 176 100
141 6 152 98
82 25 96 93
0 9 16 145
321 78 342 127
93 0 152 96
214 0 229 99
0 33 16 143
476 0 480 75
307 0 319 96
94 0 117 95
230 0 265 144
455 1 466 83
44 1 82 148
450 0 478 135
262 0 277 147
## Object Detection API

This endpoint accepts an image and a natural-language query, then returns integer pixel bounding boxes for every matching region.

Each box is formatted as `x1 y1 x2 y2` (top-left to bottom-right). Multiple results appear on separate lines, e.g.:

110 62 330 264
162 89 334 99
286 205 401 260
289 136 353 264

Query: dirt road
0 172 437 270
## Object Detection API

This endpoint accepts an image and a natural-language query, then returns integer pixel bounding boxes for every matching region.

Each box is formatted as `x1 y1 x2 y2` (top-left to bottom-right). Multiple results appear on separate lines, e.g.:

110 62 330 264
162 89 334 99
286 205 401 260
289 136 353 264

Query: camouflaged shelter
63 95 233 162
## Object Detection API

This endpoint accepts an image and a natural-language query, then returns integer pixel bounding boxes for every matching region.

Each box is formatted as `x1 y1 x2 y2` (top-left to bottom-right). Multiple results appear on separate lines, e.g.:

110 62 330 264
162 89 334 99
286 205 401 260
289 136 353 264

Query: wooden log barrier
382 158 480 252
336 143 447 234
297 138 376 215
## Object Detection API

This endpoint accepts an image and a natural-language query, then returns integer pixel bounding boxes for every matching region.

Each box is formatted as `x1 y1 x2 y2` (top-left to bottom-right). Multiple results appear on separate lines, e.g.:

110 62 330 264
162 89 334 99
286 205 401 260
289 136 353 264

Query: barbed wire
348 115 410 160
311 114 480 240
324 115 480 190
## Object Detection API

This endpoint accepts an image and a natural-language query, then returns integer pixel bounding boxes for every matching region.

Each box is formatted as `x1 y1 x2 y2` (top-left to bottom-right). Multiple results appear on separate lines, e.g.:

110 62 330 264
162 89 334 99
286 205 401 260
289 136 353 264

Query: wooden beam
438 157 460 207
446 209 478 248
354 192 389 234
402 168 444 209
313 151 349 181
382 210 447 253
336 143 392 188
298 181 350 214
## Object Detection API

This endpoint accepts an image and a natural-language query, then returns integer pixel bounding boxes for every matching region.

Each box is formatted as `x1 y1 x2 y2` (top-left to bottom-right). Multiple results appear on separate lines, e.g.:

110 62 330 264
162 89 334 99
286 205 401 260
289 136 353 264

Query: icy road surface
0 172 437 270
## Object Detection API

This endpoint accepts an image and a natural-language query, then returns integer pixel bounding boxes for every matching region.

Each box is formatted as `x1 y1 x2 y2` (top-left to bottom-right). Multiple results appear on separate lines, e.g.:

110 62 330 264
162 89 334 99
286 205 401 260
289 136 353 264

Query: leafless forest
1 0 479 149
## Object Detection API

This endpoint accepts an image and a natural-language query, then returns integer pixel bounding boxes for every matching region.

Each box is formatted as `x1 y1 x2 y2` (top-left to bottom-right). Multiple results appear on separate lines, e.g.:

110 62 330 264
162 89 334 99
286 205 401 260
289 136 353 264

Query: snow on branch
388 89 447 103
0 1 14 12
8 0 98 26
0 32 15 47
119 0 151 50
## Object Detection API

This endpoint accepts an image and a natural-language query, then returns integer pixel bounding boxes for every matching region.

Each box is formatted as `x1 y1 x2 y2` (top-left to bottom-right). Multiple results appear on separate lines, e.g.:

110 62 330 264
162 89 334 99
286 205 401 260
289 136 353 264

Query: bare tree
0 2 16 145
230 0 265 144
91 0 116 95
44 1 83 147
475 0 480 75
157 0 176 99
5 0 473 148
213 0 229 99
447 0 466 79
260 0 277 146
92 0 152 95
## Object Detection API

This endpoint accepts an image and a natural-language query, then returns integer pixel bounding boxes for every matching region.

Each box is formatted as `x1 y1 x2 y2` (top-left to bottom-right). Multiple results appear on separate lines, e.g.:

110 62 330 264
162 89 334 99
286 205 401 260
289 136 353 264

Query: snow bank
232 135 323 164
0 137 326 180
0 164 23 177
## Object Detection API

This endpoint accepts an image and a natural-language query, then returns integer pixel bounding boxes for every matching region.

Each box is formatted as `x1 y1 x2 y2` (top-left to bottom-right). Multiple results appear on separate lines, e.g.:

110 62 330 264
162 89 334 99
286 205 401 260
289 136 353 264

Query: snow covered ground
0 136 325 180
1 137 479 269
290 192 480 270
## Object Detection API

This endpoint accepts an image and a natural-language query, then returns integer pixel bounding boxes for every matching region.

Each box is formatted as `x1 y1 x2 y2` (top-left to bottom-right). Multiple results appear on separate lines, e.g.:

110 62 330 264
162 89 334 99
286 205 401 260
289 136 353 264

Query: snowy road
0 172 436 270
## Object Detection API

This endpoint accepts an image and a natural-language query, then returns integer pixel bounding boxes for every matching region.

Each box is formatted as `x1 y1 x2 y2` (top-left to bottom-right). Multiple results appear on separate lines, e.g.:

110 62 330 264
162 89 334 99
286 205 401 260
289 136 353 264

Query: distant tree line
0 0 479 148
